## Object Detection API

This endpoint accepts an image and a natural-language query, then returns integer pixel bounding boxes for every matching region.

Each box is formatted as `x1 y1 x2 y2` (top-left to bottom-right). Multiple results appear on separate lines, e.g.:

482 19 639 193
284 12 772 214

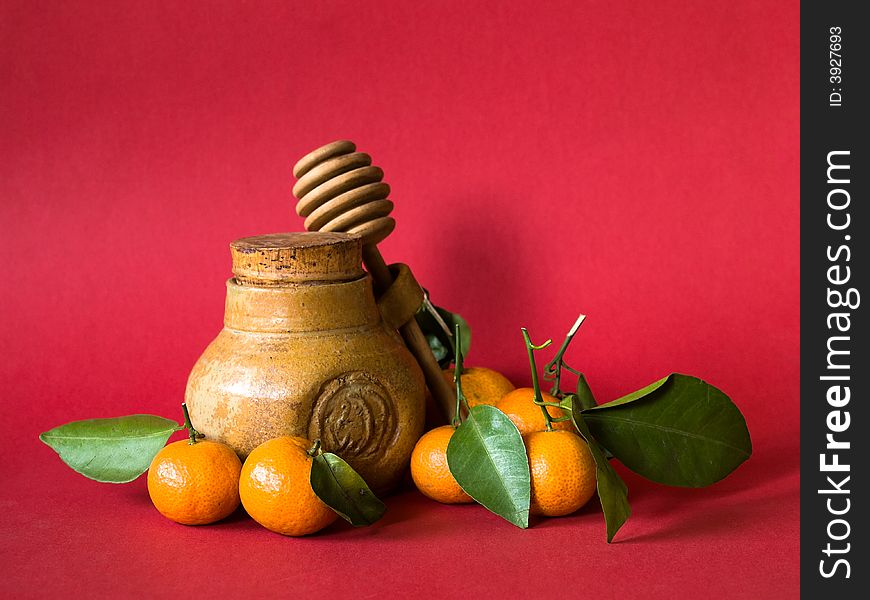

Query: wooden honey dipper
292 140 457 421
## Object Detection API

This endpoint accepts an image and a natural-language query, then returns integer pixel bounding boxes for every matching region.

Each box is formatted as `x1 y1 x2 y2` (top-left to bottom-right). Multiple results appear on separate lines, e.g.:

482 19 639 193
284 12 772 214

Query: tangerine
147 439 242 525
239 436 338 536
442 366 515 408
496 388 574 435
524 430 597 517
410 425 473 504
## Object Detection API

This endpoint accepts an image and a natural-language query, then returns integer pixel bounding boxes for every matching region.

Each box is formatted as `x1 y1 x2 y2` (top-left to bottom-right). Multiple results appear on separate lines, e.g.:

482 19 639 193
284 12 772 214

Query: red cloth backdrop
0 1 799 597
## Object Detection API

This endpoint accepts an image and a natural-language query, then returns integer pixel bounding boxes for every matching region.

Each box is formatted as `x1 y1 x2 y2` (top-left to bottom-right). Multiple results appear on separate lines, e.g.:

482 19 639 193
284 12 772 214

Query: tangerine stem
543 314 586 398
307 439 323 458
521 328 554 432
534 401 564 408
452 323 469 428
181 402 204 445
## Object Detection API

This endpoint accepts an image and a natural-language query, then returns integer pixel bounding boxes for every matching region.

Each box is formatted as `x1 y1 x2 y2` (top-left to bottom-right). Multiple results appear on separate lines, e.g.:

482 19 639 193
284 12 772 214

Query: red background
1 1 799 598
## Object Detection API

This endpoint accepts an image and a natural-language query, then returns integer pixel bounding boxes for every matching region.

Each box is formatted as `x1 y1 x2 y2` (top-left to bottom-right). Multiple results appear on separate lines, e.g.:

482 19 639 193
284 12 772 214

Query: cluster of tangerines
412 367 596 517
147 366 596 536
148 430 338 536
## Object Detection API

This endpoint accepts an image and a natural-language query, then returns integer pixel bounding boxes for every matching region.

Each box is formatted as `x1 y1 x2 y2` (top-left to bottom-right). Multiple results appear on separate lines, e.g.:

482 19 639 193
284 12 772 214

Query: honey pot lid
230 232 363 285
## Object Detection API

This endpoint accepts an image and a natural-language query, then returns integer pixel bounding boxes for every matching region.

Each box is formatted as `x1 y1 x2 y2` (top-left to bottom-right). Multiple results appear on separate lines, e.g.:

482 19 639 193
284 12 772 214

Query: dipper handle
292 140 457 422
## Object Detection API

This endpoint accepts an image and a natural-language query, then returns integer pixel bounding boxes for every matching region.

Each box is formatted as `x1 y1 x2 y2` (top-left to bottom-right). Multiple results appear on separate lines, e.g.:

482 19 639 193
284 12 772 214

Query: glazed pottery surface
185 232 426 493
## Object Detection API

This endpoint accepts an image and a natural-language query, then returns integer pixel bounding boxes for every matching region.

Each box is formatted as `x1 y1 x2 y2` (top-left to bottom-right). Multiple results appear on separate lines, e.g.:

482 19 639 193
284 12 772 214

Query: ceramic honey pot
185 231 426 493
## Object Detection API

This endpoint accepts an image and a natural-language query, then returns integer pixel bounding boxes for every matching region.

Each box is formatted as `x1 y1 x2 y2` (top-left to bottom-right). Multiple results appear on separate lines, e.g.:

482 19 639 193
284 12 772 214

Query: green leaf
310 452 386 526
39 415 180 483
562 393 613 460
425 333 449 363
415 300 471 368
450 311 471 358
582 374 752 487
446 405 530 528
567 397 631 543
575 373 598 410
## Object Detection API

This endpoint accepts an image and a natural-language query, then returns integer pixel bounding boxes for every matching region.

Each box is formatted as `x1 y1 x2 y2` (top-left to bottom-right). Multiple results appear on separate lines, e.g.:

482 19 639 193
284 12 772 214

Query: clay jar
185 232 425 493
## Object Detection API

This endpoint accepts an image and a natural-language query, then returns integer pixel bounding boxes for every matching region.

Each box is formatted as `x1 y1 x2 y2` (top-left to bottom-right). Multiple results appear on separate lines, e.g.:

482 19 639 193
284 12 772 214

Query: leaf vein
584 414 750 455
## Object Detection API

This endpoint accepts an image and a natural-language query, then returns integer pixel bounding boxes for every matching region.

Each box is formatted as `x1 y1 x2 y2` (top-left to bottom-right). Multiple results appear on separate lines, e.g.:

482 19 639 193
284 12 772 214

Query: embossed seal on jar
185 232 425 493
308 371 397 461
